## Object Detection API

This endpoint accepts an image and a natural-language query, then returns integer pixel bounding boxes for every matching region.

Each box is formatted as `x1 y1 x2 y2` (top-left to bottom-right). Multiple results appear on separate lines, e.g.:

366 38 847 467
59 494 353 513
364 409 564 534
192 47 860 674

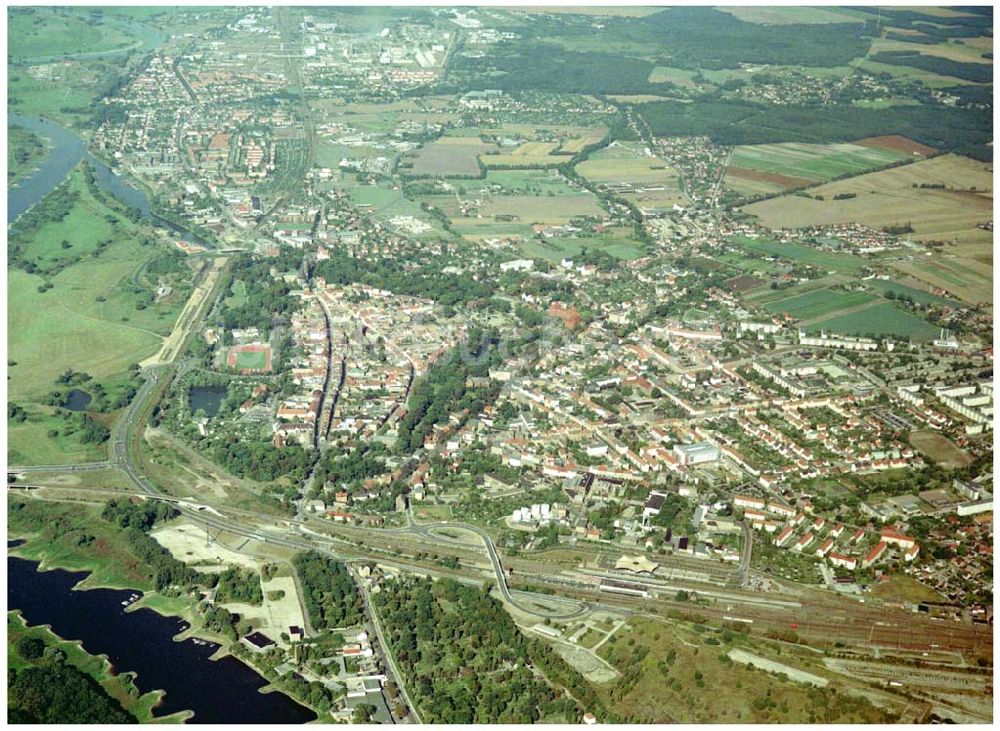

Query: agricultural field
480 149 566 168
869 36 995 66
409 137 497 177
717 6 870 25
726 141 914 196
742 154 992 251
732 236 866 273
576 141 687 210
892 256 993 307
762 288 878 322
801 301 939 342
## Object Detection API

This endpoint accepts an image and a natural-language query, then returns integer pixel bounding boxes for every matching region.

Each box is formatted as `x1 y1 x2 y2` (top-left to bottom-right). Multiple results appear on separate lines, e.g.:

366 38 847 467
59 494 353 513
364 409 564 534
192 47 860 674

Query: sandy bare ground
728 649 828 687
551 640 620 684
141 257 227 368
220 576 306 647
151 522 260 571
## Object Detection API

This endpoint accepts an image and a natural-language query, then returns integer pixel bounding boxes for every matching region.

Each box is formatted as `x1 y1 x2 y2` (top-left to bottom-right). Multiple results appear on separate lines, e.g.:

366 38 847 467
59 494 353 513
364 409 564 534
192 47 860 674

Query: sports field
230 345 270 372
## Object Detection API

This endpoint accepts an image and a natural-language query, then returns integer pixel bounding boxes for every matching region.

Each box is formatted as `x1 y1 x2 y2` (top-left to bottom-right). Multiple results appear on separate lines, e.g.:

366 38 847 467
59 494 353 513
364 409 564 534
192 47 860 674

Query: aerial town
6 5 994 726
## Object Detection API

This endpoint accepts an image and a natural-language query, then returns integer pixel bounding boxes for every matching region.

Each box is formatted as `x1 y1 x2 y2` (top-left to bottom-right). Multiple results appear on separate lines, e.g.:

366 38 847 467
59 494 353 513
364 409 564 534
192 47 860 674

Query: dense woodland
373 576 606 723
215 566 264 606
314 250 492 307
292 551 364 630
216 254 304 337
101 498 216 591
9 655 136 724
637 99 992 161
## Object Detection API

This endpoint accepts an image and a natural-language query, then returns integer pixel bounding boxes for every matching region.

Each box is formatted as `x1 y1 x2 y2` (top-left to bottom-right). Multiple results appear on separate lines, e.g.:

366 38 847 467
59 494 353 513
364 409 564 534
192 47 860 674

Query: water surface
8 555 316 724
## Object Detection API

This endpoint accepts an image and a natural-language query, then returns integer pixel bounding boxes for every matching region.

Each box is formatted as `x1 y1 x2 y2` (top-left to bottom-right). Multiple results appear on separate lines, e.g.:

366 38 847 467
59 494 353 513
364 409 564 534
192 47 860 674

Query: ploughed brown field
854 135 938 157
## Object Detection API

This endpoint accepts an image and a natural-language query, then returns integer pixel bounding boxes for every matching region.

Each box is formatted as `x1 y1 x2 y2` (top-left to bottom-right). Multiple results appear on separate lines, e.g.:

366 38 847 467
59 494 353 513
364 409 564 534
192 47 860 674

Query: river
7 112 208 248
8 554 317 724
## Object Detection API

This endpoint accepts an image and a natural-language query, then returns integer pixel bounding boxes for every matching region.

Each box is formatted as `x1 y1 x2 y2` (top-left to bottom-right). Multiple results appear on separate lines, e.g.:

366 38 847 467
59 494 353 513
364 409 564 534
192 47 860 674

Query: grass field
7 405 108 465
478 193 603 223
521 229 645 262
483 169 583 195
9 499 155 590
870 574 947 604
742 155 992 250
594 616 893 723
732 236 865 273
909 430 973 469
8 125 48 183
804 301 939 341
8 8 137 59
762 288 877 321
9 168 184 412
727 142 910 190
410 138 496 176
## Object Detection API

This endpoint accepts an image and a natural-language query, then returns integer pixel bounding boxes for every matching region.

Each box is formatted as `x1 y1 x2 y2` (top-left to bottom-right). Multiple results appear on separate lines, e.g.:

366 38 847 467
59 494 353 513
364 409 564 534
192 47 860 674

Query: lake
189 385 228 418
64 389 93 412
8 555 316 724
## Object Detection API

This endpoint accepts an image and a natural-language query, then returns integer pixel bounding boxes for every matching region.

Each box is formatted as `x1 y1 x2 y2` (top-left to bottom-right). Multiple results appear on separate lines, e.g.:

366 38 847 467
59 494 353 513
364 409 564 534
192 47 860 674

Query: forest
292 551 364 630
373 576 605 723
637 99 992 161
313 250 493 307
215 566 264 606
9 656 135 724
101 498 215 591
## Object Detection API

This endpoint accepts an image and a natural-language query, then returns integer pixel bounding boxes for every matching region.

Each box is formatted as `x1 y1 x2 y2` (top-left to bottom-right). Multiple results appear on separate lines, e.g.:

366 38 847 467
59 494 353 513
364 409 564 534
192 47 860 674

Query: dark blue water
188 386 228 418
8 555 316 724
64 389 93 412
7 113 208 249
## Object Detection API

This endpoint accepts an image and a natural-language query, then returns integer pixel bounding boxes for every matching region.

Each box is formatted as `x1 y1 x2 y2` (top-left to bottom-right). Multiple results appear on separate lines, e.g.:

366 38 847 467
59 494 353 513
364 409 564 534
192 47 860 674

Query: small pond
64 388 93 412
188 386 227 418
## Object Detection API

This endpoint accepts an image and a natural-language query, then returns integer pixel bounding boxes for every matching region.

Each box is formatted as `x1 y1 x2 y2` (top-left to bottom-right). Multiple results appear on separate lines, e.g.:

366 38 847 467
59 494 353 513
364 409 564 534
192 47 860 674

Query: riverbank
8 609 189 723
